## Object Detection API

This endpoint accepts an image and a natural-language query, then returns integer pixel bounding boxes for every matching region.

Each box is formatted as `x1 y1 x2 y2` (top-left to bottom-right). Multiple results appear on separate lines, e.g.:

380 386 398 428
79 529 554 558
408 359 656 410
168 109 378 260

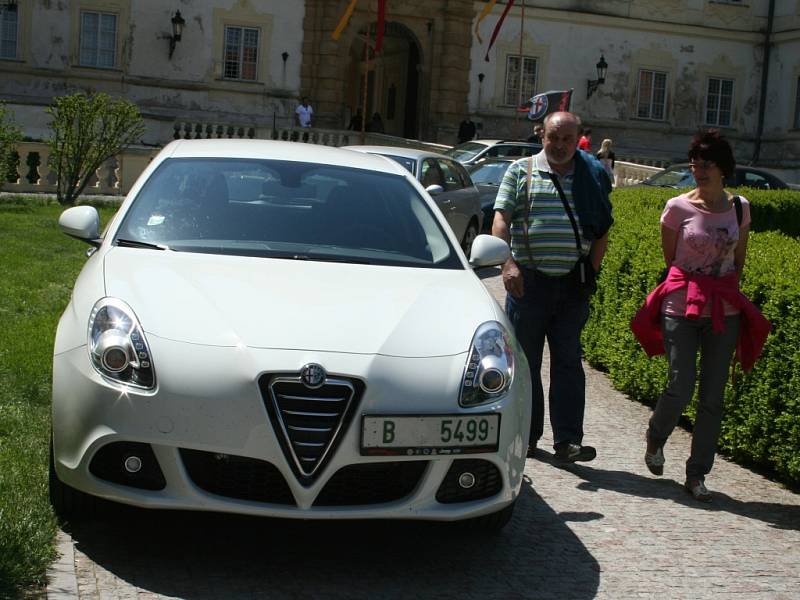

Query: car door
436 158 481 240
420 158 454 225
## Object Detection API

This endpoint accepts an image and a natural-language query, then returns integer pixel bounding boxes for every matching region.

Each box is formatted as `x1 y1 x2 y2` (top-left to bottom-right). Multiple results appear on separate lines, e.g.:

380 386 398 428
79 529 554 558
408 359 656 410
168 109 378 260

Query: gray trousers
647 314 740 480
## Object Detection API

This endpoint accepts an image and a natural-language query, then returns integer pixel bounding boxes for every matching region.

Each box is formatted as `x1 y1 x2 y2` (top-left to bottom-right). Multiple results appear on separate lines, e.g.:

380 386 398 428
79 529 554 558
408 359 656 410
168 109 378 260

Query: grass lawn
0 196 117 597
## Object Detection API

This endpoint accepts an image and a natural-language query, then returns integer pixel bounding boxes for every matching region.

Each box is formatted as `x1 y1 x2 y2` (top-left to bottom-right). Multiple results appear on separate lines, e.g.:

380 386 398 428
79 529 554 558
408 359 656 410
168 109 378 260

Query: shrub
585 186 800 485
46 92 145 206
0 102 22 183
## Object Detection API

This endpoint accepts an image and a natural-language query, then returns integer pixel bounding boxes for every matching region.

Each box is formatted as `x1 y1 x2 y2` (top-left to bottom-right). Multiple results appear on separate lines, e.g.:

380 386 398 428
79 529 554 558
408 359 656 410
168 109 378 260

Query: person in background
596 138 616 185
527 123 544 144
630 130 770 502
348 107 364 131
458 116 477 144
295 97 313 128
367 112 384 133
578 127 592 152
492 111 613 463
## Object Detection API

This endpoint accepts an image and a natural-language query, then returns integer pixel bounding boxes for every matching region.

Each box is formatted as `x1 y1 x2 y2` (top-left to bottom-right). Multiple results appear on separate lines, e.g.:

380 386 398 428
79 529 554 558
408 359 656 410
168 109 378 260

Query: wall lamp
586 55 608 99
168 10 185 59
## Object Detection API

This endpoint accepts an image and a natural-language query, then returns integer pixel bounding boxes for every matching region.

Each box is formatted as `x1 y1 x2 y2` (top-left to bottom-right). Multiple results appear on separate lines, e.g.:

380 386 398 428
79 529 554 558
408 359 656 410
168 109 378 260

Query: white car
50 139 531 530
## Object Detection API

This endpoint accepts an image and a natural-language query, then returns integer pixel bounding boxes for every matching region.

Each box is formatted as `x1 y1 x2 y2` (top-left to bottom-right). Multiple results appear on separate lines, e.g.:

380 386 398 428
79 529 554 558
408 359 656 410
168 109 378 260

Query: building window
80 11 117 68
794 77 800 130
224 26 259 81
636 70 667 121
504 55 537 106
0 5 18 60
705 77 734 127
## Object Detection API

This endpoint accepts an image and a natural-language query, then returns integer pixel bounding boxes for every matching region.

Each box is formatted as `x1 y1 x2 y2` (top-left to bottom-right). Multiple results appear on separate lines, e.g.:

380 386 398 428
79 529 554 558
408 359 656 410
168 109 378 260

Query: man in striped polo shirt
493 111 613 463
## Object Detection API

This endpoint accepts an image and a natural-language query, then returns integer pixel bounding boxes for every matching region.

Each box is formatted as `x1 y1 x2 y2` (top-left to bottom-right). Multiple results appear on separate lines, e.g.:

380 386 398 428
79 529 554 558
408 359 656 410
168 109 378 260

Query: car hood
476 184 501 207
103 249 495 357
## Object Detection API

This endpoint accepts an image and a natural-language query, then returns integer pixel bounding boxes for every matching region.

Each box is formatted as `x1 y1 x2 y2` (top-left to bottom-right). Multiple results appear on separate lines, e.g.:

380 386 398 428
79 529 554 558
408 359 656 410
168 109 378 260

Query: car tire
49 435 95 521
465 499 516 533
461 220 479 257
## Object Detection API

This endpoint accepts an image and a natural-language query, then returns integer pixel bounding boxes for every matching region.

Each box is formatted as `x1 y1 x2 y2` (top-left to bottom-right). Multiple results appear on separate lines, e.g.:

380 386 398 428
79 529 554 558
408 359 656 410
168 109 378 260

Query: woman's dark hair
688 129 735 178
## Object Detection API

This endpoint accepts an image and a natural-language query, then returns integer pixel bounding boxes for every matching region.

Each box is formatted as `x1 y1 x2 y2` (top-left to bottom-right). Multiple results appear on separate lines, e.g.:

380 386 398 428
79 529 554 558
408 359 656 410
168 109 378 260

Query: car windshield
374 153 416 175
468 161 513 186
115 158 462 269
443 142 487 162
642 165 695 188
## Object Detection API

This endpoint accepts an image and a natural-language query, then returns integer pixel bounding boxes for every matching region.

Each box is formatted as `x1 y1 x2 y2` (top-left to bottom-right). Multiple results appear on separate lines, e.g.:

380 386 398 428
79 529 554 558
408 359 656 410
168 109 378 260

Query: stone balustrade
613 161 662 187
2 134 663 198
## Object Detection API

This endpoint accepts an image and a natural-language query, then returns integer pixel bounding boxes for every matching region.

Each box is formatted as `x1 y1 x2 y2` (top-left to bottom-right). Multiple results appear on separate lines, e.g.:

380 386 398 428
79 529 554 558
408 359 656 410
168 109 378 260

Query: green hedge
584 186 800 486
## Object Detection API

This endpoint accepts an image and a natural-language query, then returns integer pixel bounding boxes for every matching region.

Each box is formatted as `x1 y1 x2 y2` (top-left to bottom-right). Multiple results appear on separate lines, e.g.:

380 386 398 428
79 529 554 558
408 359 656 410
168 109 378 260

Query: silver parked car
344 145 483 255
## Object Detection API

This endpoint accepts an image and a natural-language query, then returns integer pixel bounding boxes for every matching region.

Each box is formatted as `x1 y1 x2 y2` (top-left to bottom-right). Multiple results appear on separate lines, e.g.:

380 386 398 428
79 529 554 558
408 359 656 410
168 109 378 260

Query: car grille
259 374 363 485
179 449 295 505
435 459 503 503
313 461 428 506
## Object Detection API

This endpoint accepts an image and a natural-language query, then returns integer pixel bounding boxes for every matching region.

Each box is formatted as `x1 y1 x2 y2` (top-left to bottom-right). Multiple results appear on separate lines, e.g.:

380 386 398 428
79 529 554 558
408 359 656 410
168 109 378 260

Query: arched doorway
345 22 421 139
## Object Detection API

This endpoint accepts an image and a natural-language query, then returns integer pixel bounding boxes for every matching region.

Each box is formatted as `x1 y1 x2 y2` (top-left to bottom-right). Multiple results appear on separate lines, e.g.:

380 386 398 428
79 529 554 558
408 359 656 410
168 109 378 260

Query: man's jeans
505 267 590 447
647 314 740 480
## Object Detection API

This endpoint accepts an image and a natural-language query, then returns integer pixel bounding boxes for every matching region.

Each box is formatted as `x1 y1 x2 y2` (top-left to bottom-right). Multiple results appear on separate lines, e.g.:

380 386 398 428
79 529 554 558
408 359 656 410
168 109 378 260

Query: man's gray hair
543 112 581 129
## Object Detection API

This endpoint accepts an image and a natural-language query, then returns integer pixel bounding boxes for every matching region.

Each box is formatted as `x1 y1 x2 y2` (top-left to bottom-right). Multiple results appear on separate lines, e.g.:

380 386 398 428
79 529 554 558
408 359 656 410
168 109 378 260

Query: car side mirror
59 206 102 247
469 234 510 268
425 184 444 196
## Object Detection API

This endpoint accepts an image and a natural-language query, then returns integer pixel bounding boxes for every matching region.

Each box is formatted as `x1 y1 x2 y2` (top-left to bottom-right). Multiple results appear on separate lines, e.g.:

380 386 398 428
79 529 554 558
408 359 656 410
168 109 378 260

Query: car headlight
459 321 514 407
88 298 155 390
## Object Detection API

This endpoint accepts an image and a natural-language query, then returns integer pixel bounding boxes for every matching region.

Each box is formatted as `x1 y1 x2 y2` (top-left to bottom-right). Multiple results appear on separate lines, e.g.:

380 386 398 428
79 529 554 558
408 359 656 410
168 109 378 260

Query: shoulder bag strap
547 172 583 255
733 195 742 226
522 157 534 263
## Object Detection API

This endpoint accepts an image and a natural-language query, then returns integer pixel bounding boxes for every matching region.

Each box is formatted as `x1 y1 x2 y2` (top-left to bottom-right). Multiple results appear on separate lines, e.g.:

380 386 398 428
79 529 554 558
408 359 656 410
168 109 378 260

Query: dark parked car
466 158 517 232
641 163 792 190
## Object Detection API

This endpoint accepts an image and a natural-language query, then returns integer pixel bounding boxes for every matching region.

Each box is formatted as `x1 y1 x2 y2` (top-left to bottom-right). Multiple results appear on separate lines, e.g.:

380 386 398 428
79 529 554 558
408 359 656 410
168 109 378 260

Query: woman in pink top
644 131 750 502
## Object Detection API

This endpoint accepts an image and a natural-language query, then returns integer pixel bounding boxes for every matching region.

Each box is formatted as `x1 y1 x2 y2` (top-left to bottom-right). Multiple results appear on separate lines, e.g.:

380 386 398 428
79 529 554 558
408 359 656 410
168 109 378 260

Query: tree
47 92 145 205
0 102 22 184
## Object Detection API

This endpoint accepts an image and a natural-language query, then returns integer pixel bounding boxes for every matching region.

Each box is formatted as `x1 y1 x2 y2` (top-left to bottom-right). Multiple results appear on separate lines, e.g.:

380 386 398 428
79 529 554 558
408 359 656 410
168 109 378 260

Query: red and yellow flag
474 0 498 44
484 0 516 62
375 0 386 52
332 0 359 41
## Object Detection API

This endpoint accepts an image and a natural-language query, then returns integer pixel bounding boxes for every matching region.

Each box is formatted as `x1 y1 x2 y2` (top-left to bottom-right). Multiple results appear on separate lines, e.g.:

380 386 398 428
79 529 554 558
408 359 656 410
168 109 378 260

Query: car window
438 159 466 191
420 158 444 188
374 153 416 176
467 161 513 186
443 142 487 162
643 166 695 188
115 158 462 269
740 170 772 189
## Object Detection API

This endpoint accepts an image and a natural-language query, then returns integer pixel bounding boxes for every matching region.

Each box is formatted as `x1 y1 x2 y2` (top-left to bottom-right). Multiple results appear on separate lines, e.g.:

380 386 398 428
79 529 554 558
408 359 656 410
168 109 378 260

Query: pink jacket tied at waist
630 266 770 372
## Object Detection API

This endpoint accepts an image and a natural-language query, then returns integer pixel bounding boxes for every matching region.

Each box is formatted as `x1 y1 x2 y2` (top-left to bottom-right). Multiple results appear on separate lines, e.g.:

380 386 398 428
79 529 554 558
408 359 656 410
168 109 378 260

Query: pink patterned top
659 193 751 317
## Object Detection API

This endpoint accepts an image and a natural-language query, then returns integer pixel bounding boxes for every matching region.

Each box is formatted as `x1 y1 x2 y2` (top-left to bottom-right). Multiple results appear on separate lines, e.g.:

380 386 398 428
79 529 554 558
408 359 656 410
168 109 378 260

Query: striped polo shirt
494 150 591 275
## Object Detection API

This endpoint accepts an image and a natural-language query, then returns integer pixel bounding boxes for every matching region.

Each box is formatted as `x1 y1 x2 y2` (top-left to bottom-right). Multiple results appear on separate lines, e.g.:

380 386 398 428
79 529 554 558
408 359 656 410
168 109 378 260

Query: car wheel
465 499 516 533
461 220 479 257
49 434 95 521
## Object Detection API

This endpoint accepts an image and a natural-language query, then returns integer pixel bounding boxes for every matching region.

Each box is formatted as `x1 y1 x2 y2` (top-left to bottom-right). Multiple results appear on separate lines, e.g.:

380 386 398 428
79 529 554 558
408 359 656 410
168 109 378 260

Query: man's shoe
644 447 665 476
554 442 596 463
685 479 712 503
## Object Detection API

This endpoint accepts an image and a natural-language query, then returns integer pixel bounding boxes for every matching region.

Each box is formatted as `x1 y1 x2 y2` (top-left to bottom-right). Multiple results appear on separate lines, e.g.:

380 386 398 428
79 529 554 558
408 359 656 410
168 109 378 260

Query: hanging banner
517 89 574 121
484 0 516 62
332 0 360 41
474 0 498 44
375 0 386 52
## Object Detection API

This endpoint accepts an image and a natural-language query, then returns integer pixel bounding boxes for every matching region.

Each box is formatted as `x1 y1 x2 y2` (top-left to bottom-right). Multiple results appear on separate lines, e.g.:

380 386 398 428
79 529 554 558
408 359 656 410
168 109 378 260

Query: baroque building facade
0 0 798 173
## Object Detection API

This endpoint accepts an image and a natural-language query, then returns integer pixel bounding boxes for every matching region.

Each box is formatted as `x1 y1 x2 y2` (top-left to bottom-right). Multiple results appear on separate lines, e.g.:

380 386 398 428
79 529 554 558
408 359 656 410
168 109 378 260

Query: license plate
360 414 500 456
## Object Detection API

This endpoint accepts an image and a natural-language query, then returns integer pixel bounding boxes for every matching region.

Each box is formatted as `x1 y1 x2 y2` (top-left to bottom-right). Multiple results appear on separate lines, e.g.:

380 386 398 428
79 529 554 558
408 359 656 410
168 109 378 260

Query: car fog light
458 472 476 489
124 455 143 473
479 368 505 394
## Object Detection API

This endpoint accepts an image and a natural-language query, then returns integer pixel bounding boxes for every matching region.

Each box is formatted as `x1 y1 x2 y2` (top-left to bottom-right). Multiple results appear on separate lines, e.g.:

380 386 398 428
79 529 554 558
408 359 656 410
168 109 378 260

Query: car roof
343 145 451 161
161 139 406 175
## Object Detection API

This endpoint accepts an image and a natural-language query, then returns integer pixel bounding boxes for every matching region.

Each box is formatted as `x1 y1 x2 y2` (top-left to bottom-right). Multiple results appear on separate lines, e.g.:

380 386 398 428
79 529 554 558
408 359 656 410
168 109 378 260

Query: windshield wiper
116 238 171 251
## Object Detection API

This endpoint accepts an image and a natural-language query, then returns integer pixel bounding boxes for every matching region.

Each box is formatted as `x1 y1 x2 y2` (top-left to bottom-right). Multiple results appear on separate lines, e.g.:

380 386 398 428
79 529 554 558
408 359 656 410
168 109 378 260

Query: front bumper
52 335 531 520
